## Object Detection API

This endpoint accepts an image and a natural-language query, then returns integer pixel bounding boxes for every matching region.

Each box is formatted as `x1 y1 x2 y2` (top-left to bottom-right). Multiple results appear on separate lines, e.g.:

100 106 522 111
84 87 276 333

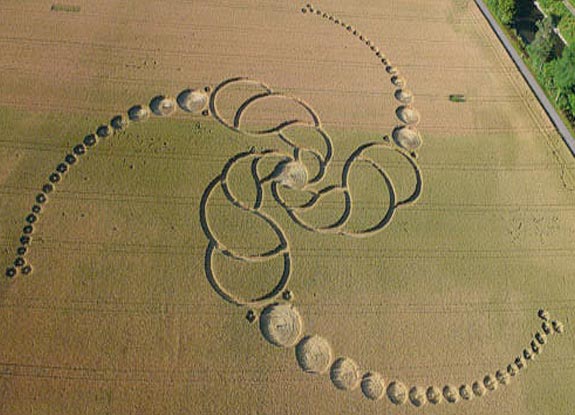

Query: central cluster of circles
258 303 565 406
200 77 422 308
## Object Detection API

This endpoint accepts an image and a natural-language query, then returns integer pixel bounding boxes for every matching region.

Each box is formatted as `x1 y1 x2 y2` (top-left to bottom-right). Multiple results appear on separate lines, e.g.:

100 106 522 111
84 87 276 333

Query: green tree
553 44 575 103
568 92 575 114
486 0 517 25
498 0 517 25
527 18 556 71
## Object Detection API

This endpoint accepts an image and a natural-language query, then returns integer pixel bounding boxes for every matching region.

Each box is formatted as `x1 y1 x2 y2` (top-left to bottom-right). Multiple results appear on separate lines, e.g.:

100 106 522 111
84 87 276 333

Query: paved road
474 0 575 157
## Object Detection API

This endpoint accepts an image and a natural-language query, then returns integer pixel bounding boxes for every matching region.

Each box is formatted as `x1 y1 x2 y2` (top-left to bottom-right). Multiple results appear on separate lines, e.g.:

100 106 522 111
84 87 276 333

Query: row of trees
527 18 575 116
488 0 575 121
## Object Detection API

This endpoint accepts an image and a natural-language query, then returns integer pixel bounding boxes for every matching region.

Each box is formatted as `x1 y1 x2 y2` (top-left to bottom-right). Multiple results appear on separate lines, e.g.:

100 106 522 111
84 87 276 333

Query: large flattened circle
259 303 303 347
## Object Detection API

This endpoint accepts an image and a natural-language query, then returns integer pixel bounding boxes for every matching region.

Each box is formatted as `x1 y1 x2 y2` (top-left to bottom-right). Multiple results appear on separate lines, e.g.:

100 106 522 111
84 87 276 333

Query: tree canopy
498 0 517 25
553 44 575 94
527 18 556 70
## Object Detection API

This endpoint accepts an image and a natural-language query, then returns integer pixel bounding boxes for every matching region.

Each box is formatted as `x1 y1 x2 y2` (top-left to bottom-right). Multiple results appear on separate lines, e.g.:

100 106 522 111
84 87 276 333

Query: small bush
449 94 466 103
51 4 81 12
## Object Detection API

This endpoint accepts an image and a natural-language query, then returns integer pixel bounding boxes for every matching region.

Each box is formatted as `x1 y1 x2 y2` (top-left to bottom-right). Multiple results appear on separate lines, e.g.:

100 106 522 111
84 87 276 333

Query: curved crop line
200 172 288 263
277 125 334 168
340 157 397 237
251 157 265 210
345 142 422 208
272 181 353 233
232 91 277 130
233 93 321 136
394 150 423 207
219 149 277 211
293 147 326 184
209 77 273 131
269 182 322 210
204 241 292 307
340 141 385 187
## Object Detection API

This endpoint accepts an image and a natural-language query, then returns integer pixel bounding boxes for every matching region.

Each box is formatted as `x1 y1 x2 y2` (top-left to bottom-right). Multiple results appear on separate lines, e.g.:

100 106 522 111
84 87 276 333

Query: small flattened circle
443 385 459 403
394 88 414 104
150 96 177 117
459 384 473 401
426 386 443 405
472 380 486 397
496 369 510 385
296 335 333 374
391 75 406 88
177 89 209 114
483 374 498 391
128 105 150 122
387 381 408 405
393 126 422 151
330 357 361 391
361 372 385 401
275 161 308 189
110 115 129 130
396 105 421 125
408 386 427 407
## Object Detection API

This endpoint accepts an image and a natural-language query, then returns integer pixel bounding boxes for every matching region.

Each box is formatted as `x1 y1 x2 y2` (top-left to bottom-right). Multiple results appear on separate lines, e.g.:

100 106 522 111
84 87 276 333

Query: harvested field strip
2 236 575 259
1 296 575 310
0 7 476 31
0 77 530 102
0 35 514 74
1 3 468 24
0 352 570 376
0 106 555 133
5 190 575 213
0 360 569 386
0 157 567 175
0 297 574 315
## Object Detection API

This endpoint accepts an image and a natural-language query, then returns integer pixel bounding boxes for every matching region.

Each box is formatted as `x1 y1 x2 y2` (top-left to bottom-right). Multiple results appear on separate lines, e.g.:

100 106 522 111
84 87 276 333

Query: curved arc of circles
204 241 292 307
294 5 563 407
199 173 289 262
